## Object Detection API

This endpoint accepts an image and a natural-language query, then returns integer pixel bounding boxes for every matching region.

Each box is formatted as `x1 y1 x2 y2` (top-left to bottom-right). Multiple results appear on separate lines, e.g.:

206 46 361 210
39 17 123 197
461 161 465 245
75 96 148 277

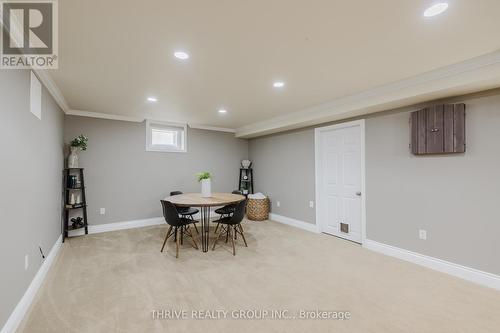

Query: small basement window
146 120 187 152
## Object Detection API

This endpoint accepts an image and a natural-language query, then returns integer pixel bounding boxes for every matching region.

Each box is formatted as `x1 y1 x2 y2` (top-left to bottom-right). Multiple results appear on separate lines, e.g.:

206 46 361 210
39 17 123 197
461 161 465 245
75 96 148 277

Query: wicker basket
246 197 270 221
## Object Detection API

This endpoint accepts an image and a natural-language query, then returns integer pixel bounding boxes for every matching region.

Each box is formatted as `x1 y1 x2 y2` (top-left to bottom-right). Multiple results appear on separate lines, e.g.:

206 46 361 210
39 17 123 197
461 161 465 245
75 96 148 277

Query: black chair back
170 191 191 213
229 200 246 225
160 200 183 227
232 190 242 195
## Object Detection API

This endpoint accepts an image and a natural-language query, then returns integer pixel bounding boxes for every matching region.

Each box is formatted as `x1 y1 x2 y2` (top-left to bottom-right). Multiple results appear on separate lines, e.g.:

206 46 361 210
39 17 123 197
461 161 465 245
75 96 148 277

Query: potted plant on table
67 134 88 168
197 172 212 198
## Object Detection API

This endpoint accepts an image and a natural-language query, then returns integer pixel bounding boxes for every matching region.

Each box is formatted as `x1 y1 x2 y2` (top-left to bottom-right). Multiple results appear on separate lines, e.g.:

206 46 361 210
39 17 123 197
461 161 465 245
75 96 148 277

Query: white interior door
316 121 364 243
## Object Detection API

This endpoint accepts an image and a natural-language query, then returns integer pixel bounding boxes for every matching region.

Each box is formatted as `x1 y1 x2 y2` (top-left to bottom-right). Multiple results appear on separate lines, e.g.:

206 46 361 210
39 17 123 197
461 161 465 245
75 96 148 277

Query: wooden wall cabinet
410 104 465 155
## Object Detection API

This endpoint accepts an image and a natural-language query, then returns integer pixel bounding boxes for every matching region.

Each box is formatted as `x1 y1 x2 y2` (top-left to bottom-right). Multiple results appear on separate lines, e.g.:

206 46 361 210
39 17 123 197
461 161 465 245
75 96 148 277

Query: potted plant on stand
68 134 88 168
241 181 249 195
197 172 212 197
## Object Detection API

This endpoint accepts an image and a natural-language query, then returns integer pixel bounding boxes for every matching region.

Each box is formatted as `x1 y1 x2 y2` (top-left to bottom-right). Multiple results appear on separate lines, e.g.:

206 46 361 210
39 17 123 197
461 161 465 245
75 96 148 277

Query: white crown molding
1 10 70 113
33 70 70 112
67 111 239 134
0 235 62 333
22 42 500 139
236 50 500 138
363 239 500 291
188 124 236 133
5 7 500 138
67 109 145 122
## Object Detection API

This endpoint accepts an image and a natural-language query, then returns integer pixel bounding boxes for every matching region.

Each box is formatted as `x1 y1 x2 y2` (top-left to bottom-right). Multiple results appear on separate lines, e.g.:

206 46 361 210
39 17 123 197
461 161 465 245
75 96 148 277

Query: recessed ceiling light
273 81 285 88
424 3 449 17
147 97 157 102
218 109 227 114
174 51 189 60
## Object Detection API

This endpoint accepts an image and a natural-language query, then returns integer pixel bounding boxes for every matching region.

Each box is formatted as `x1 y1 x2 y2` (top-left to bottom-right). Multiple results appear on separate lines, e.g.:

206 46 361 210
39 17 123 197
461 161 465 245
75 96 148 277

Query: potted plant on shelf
197 172 212 198
241 181 249 195
68 134 88 168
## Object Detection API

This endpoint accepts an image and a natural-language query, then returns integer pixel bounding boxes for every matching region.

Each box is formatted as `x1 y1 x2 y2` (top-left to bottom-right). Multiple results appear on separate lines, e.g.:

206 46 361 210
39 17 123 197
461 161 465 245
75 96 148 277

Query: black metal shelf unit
62 168 88 242
238 168 254 195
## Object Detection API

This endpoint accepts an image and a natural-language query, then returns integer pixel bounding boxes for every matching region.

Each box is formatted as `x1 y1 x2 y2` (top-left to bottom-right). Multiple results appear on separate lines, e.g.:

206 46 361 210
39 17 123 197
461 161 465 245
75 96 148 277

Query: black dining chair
170 191 199 234
212 200 247 256
214 190 242 233
160 200 198 258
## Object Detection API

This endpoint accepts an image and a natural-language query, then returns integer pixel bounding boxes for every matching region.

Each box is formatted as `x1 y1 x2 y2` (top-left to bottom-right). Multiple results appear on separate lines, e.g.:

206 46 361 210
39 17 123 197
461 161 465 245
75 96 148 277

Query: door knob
356 191 362 196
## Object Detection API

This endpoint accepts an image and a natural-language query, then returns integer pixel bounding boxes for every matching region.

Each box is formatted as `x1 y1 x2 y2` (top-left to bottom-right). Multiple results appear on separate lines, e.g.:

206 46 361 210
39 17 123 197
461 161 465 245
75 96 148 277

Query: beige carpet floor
17 220 500 333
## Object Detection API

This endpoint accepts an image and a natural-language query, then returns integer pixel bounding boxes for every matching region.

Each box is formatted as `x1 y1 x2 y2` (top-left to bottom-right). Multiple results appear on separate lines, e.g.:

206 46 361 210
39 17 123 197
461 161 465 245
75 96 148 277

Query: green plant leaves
70 134 88 151
196 172 211 182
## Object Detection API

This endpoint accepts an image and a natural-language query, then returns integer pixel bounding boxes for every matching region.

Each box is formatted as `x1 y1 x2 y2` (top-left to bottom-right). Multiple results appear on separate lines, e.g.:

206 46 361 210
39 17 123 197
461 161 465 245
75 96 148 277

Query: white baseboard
269 213 320 233
68 210 222 237
1 235 62 333
363 239 500 291
68 217 165 237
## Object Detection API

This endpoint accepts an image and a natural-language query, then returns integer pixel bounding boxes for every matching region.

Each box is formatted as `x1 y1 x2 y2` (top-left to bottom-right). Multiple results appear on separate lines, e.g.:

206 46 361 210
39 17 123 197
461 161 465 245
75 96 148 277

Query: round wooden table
164 193 246 252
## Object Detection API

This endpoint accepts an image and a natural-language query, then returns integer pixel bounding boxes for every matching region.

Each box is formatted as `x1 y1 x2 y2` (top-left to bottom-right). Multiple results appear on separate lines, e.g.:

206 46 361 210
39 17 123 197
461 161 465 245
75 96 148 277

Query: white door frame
314 119 366 244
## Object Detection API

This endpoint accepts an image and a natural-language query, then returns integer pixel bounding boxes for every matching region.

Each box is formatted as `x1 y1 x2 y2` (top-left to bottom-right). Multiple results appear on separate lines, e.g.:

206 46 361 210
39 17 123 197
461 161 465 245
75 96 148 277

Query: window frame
145 120 187 153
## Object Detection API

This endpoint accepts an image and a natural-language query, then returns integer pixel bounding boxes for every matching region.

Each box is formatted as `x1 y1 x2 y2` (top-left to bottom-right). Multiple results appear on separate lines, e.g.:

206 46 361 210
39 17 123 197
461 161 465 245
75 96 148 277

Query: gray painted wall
64 116 249 224
366 94 500 275
0 70 64 328
249 93 500 275
248 129 316 224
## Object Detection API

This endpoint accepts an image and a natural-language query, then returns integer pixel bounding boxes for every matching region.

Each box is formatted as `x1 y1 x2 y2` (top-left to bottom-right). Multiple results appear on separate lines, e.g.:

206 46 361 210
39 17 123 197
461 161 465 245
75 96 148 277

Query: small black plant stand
238 168 254 196
62 168 88 242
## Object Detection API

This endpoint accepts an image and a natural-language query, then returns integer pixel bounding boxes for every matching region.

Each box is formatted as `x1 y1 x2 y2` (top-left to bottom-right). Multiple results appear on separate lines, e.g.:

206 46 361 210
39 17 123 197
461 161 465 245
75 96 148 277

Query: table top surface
164 192 246 207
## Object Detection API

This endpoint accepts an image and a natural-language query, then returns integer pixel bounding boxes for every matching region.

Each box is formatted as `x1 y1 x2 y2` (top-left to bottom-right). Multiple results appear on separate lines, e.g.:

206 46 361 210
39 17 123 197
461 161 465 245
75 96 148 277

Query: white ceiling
49 0 500 136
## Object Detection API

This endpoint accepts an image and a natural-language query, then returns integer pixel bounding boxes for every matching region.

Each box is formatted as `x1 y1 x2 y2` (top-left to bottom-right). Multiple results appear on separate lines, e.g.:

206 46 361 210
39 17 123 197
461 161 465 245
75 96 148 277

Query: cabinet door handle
356 191 362 196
